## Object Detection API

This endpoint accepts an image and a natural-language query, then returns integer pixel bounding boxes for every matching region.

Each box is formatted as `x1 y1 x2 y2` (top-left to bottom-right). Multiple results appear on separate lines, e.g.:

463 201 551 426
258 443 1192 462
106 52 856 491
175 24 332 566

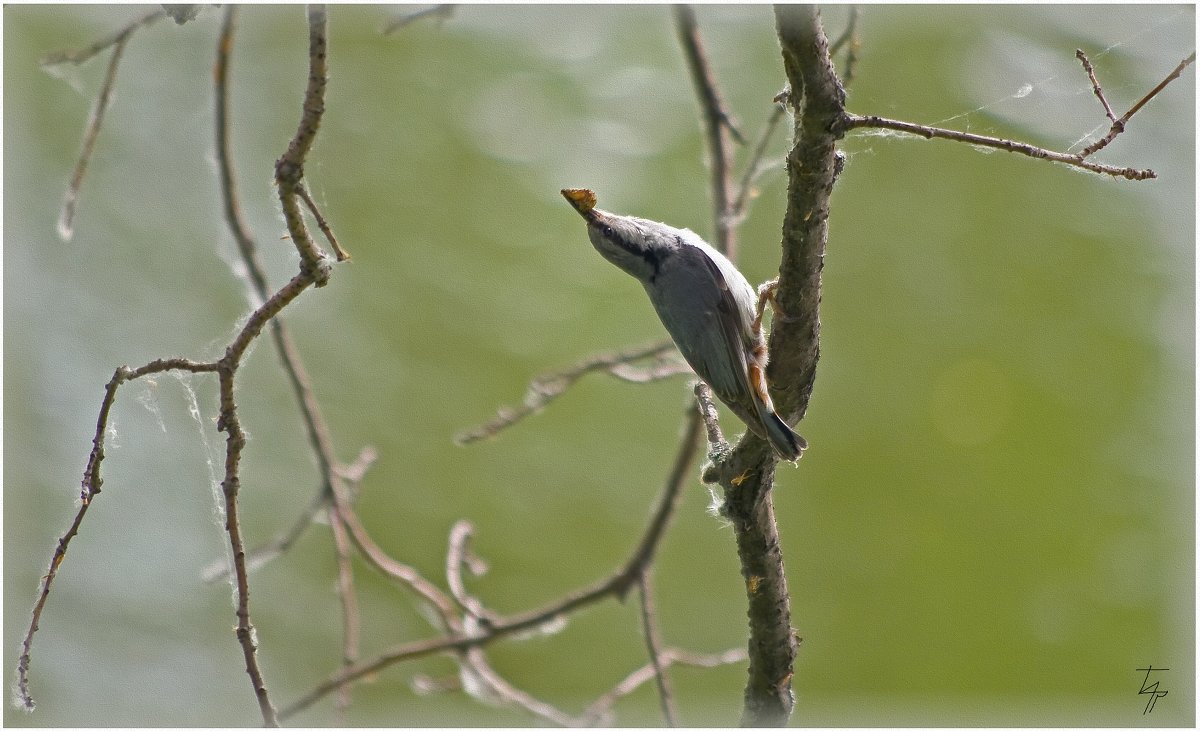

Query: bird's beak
561 188 600 224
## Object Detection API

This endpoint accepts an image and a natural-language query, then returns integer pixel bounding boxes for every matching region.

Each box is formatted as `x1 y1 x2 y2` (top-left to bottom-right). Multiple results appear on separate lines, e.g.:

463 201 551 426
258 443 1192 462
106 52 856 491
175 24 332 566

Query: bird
562 188 805 461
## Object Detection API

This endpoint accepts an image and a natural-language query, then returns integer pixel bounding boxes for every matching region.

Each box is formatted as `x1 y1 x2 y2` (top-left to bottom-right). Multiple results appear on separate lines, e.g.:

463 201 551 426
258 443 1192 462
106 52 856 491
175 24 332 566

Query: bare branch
298 182 350 261
275 6 333 279
283 399 704 721
673 5 741 257
1117 51 1195 127
579 647 749 726
39 8 165 66
827 6 861 83
280 571 611 720
55 33 127 242
620 407 705 591
693 381 728 455
1077 50 1195 159
382 4 456 34
328 499 360 720
446 520 499 624
1076 49 1119 125
330 494 460 625
454 340 680 445
689 6 848 725
674 7 810 725
43 8 174 240
216 6 268 297
202 490 322 583
15 358 217 711
215 362 277 726
199 447 375 584
210 10 371 623
338 445 379 483
731 102 787 222
461 648 578 726
845 49 1195 181
845 112 1157 180
636 572 678 726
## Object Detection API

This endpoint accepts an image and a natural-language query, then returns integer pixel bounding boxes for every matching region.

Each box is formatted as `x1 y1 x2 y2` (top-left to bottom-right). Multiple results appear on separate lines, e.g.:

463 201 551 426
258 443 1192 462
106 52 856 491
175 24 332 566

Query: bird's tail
759 407 807 462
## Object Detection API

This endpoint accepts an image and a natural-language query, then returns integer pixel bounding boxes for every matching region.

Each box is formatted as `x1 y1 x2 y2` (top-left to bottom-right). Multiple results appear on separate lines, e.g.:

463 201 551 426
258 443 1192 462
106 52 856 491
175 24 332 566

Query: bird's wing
648 245 754 409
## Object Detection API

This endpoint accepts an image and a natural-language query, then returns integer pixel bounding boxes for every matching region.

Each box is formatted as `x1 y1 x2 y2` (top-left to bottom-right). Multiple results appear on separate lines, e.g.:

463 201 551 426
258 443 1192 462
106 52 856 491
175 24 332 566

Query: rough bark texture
770 5 845 427
703 6 846 726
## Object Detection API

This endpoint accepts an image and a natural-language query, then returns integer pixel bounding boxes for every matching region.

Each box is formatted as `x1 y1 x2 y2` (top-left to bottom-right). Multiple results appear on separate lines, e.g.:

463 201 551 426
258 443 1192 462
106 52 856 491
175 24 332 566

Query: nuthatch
562 188 806 461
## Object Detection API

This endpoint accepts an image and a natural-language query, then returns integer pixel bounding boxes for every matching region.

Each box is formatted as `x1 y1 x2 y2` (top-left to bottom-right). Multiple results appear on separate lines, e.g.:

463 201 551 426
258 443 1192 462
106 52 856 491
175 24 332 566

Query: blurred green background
4 4 1194 727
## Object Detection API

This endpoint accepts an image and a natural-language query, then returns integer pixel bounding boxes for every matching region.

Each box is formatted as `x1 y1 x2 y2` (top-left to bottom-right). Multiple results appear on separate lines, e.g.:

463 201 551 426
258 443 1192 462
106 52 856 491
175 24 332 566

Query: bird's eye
601 225 613 237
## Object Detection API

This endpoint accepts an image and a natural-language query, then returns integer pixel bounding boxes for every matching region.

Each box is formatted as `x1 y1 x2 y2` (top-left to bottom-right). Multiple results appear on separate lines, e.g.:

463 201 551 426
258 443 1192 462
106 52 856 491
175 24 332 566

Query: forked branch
18 7 342 726
844 49 1195 180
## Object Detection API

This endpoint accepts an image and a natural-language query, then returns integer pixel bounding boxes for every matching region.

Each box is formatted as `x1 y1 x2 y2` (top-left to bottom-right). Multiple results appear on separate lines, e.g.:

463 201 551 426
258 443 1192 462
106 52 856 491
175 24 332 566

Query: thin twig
210 8 370 611
636 572 678 726
209 8 339 724
673 5 741 257
282 400 704 721
1117 51 1195 126
330 492 460 625
462 648 579 726
731 102 787 219
298 183 350 261
1077 51 1195 158
279 574 617 720
275 6 333 279
215 6 269 298
56 34 128 242
382 4 456 34
221 15 364 714
201 488 323 583
338 445 379 483
454 340 680 445
25 4 350 724
215 274 329 729
39 8 165 66
199 447 376 584
15 358 218 711
578 647 749 726
446 520 499 624
328 498 359 720
693 381 727 453
1076 49 1119 124
45 8 172 241
827 6 861 83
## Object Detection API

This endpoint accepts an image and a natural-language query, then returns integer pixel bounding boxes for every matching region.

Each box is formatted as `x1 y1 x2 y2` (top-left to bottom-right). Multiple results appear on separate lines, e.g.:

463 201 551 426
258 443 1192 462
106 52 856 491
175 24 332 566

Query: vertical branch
216 361 278 727
701 426 796 727
44 8 170 240
700 8 845 726
636 572 678 726
215 6 270 298
674 5 809 726
55 34 128 241
673 4 739 258
210 6 337 725
328 509 359 719
620 408 704 584
770 4 843 427
275 5 332 279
